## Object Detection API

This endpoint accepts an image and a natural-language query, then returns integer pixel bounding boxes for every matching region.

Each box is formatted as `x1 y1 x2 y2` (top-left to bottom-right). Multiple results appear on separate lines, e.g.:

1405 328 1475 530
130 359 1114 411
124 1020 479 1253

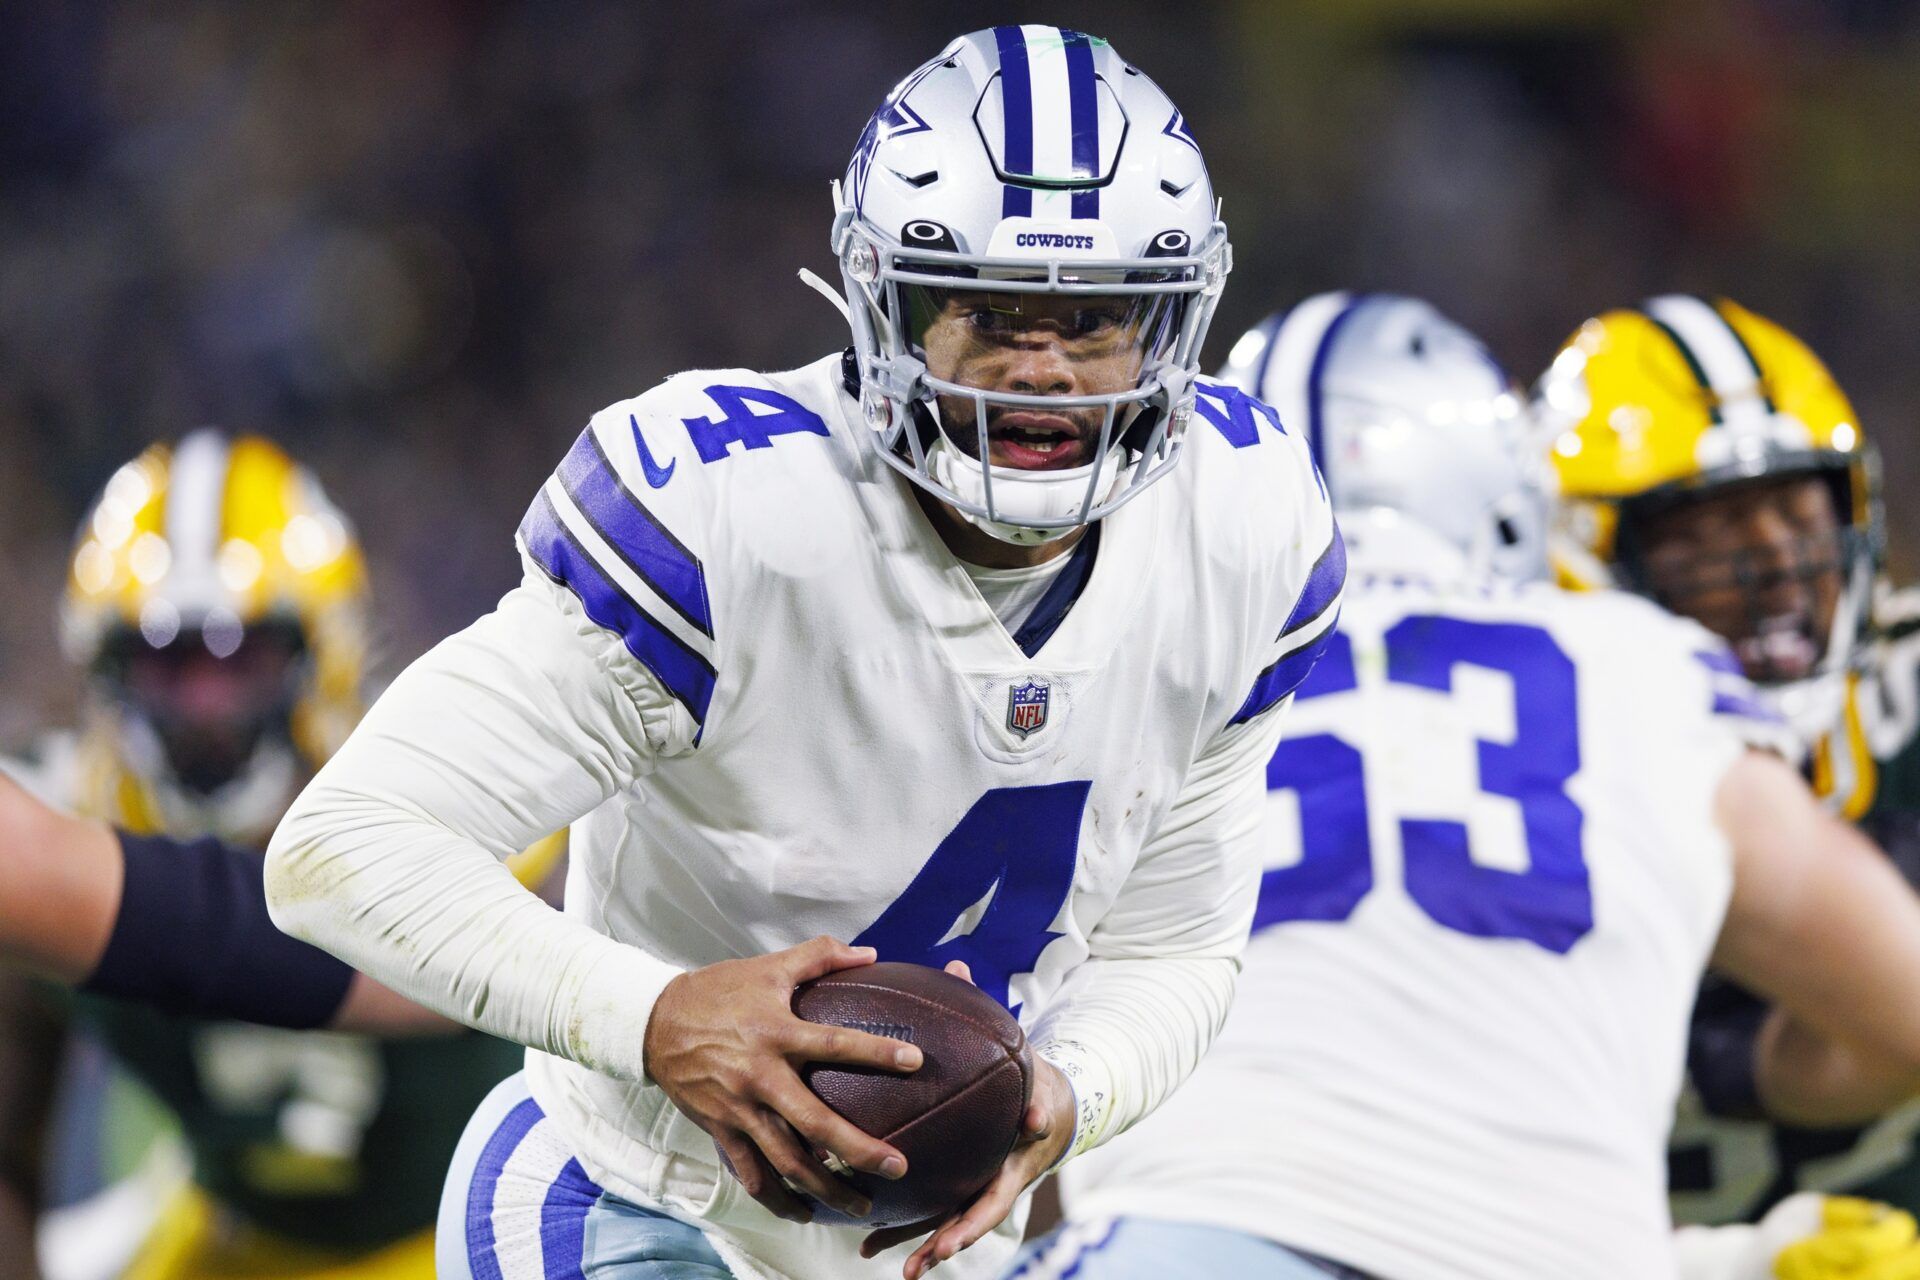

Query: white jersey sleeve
1032 396 1344 1163
267 388 730 1082
1032 701 1289 1162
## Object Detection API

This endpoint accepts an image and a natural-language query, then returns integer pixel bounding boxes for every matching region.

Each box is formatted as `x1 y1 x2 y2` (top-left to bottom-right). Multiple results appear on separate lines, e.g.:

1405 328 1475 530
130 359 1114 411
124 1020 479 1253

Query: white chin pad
930 438 1127 544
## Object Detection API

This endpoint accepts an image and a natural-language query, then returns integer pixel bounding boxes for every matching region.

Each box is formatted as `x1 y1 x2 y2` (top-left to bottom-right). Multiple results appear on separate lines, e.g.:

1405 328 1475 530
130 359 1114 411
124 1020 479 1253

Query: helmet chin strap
917 387 1134 545
927 435 1124 546
798 268 852 323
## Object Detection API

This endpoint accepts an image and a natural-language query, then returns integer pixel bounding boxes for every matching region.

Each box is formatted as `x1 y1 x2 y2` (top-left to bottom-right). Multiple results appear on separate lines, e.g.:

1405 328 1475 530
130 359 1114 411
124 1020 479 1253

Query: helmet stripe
992 26 1035 217
167 428 230 598
1062 29 1100 218
1303 293 1372 472
1246 309 1291 409
1710 300 1780 415
1643 295 1775 433
1635 307 1723 424
1249 292 1356 467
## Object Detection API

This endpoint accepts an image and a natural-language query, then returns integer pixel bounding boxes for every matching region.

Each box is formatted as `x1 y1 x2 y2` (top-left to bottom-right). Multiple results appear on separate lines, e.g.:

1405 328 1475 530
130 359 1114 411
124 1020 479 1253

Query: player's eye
963 306 1022 335
1067 307 1128 337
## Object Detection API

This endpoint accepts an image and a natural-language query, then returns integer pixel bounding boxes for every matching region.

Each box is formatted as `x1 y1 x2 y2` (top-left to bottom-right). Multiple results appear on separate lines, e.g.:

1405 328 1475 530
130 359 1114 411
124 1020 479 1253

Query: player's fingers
859 1213 946 1260
783 935 877 983
903 1220 961 1280
943 959 974 985
782 1018 923 1073
914 1174 1020 1274
742 1107 872 1220
714 1131 811 1224
764 1077 908 1180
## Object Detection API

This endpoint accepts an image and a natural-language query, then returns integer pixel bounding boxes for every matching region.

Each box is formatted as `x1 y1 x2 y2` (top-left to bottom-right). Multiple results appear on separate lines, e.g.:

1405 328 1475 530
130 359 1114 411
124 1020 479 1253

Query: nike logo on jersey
630 415 676 488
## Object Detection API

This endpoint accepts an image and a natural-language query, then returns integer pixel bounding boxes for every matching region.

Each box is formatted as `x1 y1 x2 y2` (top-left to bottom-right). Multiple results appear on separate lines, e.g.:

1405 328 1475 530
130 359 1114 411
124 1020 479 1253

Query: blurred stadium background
1 0 1915 741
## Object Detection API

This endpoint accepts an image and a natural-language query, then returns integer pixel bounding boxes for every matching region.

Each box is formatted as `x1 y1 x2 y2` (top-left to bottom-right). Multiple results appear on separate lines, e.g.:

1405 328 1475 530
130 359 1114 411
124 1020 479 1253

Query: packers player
1030 293 1920 1280
1535 295 1920 1225
2 432 542 1279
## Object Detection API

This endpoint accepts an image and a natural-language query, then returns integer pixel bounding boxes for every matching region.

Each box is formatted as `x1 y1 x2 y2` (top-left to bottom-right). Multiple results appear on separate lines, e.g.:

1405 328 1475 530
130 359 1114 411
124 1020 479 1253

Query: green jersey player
1534 294 1920 1224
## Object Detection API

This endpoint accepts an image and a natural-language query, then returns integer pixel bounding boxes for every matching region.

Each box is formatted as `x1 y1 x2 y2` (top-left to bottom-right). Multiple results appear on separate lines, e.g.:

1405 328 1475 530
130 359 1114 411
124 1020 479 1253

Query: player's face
117 624 304 792
911 288 1172 472
1631 473 1846 683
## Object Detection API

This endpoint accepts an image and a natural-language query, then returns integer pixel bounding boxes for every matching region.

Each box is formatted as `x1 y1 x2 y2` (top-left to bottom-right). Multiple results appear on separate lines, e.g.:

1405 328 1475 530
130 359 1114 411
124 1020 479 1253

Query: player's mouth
986 411 1089 471
1736 611 1822 682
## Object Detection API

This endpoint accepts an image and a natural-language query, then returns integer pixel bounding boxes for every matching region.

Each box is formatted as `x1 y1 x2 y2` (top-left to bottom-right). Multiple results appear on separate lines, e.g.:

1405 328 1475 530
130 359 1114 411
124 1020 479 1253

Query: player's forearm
1030 953 1238 1164
1754 1007 1920 1127
0 773 118 983
1716 752 1920 1093
271 572 682 1071
266 790 677 1081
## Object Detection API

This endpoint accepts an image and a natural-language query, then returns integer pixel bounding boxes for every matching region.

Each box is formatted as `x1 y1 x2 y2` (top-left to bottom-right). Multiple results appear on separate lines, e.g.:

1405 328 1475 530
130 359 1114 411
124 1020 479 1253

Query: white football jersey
283 354 1339 1280
1060 546 1794 1280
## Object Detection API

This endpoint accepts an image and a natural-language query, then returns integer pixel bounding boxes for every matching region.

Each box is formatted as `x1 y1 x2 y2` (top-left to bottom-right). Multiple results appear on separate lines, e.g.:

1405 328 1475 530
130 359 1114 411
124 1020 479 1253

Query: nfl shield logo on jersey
1007 680 1050 738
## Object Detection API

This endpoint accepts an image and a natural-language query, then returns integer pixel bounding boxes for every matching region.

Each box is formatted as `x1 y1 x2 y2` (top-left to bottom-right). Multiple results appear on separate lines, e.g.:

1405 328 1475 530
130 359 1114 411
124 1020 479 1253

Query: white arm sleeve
266 568 688 1083
1029 701 1289 1162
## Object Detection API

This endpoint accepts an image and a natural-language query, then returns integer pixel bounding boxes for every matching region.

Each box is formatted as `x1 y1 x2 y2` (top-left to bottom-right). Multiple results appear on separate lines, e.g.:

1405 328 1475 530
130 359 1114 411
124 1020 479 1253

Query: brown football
791 961 1033 1229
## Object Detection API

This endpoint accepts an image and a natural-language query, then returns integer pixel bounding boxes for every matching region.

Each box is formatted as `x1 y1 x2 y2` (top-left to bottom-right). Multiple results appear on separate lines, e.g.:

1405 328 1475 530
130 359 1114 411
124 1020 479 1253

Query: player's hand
643 936 922 1224
858 960 1075 1279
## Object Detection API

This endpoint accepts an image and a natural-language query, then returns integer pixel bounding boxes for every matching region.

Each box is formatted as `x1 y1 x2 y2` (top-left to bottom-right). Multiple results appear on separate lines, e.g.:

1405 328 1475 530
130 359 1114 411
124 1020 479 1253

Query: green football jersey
1670 590 1920 1224
71 998 522 1250
10 730 568 1252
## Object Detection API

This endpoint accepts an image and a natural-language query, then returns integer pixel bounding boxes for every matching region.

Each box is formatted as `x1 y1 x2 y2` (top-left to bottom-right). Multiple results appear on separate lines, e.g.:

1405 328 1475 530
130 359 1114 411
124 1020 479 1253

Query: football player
0 755 469 1279
1026 293 1920 1280
264 26 1341 1280
0 766 422 1029
0 434 541 1279
1535 298 1920 1224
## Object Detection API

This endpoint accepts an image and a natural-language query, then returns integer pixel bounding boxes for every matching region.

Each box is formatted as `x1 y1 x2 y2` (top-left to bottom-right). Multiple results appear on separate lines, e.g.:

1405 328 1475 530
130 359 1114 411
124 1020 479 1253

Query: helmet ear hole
1146 230 1192 258
901 220 958 252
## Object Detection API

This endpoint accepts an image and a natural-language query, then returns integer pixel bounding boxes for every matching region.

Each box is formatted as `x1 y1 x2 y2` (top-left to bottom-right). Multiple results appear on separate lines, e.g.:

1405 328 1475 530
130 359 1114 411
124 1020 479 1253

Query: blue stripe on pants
539 1158 601 1280
468 1097 544 1280
442 1072 739 1279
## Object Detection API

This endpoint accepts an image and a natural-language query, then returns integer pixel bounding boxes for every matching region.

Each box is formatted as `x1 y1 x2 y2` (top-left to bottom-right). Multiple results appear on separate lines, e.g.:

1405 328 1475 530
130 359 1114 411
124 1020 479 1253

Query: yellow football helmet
61 430 369 837
1536 295 1880 737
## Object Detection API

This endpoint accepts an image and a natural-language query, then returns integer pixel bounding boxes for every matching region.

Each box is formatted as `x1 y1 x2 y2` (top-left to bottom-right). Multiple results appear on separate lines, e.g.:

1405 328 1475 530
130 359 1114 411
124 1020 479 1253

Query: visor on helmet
902 285 1184 474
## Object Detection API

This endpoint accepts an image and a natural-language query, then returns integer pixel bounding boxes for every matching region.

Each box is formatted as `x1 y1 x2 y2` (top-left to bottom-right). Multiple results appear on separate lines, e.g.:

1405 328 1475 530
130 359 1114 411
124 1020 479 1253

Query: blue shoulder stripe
1691 651 1785 724
1280 523 1347 641
1230 612 1341 726
557 426 713 638
520 489 716 728
1693 648 1743 677
1712 690 1786 724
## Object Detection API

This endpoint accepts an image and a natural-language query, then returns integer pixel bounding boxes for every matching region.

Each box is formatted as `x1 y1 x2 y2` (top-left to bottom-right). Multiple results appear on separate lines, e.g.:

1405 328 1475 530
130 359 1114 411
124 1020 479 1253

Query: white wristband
1035 1039 1116 1168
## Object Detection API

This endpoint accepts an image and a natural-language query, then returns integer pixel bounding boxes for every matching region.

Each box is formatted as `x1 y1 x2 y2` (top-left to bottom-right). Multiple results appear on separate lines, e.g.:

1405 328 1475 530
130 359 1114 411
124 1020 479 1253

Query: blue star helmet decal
848 61 938 214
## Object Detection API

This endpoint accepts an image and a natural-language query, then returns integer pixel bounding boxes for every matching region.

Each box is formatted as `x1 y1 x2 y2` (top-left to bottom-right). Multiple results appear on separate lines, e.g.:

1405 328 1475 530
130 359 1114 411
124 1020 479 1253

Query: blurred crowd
1 0 1917 744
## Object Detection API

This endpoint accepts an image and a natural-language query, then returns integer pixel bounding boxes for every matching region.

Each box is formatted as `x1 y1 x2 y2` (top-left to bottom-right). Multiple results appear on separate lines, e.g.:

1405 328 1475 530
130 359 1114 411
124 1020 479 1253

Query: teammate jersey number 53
1256 616 1592 954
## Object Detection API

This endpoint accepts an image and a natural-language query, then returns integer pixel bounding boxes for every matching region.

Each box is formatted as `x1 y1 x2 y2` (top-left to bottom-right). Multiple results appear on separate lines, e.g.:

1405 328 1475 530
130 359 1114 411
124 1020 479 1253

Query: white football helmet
833 26 1231 544
1219 291 1546 581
